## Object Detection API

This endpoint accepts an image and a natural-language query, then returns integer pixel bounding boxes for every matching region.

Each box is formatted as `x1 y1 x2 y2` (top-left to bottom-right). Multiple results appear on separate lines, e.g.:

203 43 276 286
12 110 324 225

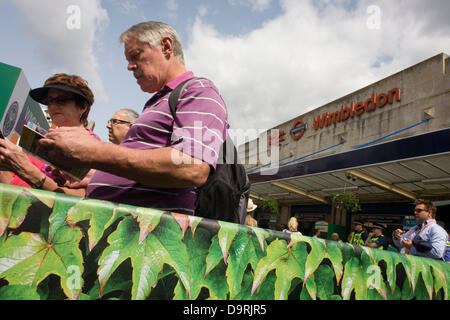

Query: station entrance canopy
249 128 450 205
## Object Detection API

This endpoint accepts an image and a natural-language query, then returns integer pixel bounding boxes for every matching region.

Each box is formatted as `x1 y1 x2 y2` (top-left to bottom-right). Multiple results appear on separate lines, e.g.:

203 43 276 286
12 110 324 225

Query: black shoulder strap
169 77 238 165
168 77 200 119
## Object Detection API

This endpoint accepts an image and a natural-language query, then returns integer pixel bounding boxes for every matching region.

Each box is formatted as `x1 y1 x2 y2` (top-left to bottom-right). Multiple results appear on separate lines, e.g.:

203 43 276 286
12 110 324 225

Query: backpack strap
169 76 237 165
168 77 201 119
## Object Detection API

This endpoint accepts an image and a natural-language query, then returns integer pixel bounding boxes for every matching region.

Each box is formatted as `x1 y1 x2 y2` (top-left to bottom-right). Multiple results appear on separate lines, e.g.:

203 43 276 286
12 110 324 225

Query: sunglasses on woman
42 96 74 106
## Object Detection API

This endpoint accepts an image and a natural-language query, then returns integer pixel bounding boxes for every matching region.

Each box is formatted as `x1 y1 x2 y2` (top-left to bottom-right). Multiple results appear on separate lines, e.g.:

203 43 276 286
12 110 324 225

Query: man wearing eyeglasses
107 109 139 144
392 199 447 260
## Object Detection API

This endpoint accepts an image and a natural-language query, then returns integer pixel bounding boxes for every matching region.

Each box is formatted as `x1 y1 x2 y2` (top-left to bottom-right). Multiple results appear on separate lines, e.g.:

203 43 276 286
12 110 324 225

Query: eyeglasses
42 97 74 106
108 118 132 125
414 208 428 214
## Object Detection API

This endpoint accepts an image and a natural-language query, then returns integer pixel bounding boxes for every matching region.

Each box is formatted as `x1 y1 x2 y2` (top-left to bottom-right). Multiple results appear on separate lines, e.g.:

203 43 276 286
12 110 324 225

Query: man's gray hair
119 21 185 65
119 108 139 123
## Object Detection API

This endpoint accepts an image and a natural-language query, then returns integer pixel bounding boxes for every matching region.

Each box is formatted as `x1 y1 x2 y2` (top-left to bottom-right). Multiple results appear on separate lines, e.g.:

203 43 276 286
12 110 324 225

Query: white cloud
167 0 178 11
249 0 272 11
12 0 109 102
185 0 450 138
197 5 208 17
229 0 273 12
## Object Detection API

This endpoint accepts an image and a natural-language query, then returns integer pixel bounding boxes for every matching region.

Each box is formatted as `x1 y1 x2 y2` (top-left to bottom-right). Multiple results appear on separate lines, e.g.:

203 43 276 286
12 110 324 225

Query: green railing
0 183 448 300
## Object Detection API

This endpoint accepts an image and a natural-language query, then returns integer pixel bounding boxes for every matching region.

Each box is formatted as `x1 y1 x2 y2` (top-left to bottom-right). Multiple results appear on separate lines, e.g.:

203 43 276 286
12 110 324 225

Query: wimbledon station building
241 53 450 238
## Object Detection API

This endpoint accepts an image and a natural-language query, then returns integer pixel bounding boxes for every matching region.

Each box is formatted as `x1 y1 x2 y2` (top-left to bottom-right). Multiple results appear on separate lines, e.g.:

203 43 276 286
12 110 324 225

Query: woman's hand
0 137 34 176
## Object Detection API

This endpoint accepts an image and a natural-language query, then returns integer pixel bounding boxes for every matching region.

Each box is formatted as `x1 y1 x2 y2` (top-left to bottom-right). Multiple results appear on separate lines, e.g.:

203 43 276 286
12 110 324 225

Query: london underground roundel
290 118 307 140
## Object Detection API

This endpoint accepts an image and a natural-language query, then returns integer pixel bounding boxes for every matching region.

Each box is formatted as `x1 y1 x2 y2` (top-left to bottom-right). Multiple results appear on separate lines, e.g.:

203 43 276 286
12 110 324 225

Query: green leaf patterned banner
0 183 449 300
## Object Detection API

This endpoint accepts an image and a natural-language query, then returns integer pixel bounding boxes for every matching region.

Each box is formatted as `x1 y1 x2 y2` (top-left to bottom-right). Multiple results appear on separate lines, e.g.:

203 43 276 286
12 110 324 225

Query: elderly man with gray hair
107 108 139 144
40 21 228 215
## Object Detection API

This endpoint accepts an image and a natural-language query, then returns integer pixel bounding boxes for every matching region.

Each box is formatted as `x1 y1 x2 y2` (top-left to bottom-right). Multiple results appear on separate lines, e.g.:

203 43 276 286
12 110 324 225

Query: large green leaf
0 284 40 300
248 226 269 252
401 277 414 300
361 250 388 300
66 199 132 250
0 189 33 236
176 226 211 300
24 187 55 208
48 196 81 241
202 262 228 299
205 235 223 278
251 239 286 296
300 273 317 300
217 221 240 264
251 239 307 299
131 207 164 244
171 212 204 240
288 233 327 284
403 254 434 299
234 271 276 300
179 259 229 300
226 231 265 298
414 274 433 300
429 259 449 300
341 251 389 300
0 225 84 300
324 240 344 285
315 265 336 300
361 247 399 297
341 257 367 300
98 215 192 300
88 259 132 300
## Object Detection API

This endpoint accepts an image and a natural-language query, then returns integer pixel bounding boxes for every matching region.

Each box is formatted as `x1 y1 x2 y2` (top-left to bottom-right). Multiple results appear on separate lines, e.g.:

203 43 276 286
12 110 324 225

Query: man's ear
160 37 174 58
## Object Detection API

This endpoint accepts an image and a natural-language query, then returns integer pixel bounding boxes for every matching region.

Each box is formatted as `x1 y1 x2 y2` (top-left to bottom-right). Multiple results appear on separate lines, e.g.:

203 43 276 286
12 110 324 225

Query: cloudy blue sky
1 0 449 142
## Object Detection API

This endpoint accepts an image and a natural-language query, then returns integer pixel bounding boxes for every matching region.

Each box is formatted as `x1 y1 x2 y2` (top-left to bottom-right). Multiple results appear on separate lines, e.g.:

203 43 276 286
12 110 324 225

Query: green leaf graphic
217 221 239 264
0 284 40 300
0 189 32 236
0 225 83 300
205 235 223 278
226 231 265 298
1 183 449 301
316 265 336 300
252 239 307 299
341 257 367 300
289 234 326 284
98 215 191 300
66 198 131 250
130 207 163 244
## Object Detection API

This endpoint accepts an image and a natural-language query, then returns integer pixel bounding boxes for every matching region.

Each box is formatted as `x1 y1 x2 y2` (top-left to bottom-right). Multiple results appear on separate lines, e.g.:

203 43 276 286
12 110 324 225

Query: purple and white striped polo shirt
86 72 228 214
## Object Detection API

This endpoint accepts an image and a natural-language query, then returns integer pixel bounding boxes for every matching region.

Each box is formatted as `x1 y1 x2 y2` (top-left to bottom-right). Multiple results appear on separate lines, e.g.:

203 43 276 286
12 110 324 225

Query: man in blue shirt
444 236 450 262
393 199 447 260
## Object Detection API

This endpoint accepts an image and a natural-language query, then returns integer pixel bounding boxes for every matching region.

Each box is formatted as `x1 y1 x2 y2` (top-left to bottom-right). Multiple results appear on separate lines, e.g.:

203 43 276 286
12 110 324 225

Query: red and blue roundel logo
290 118 307 140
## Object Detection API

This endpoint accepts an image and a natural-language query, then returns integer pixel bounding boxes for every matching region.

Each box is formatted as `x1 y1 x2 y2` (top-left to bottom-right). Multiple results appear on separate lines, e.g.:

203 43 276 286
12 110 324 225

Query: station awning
248 127 450 206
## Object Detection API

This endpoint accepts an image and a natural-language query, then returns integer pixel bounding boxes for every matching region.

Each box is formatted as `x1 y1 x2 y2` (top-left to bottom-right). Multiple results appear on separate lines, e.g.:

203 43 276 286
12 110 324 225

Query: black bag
169 77 251 224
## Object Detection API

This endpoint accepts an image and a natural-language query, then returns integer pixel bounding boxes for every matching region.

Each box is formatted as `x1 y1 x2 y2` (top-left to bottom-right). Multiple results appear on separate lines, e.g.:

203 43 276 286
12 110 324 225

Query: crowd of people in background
245 197 449 262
